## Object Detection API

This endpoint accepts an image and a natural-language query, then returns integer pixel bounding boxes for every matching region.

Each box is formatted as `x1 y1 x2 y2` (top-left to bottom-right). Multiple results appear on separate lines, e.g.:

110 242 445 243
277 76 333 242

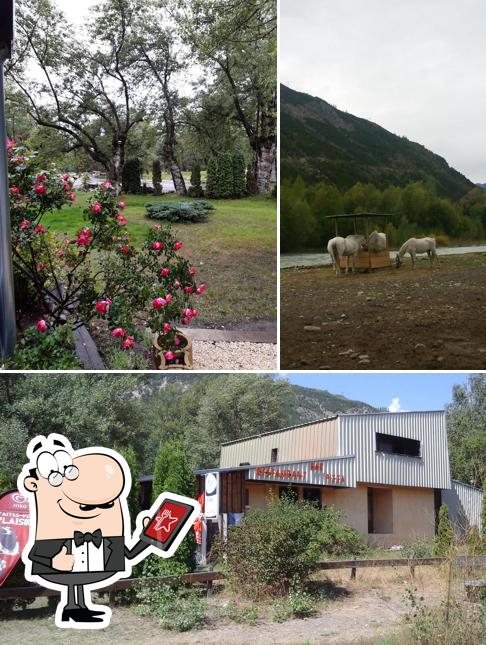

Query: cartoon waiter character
18 433 200 629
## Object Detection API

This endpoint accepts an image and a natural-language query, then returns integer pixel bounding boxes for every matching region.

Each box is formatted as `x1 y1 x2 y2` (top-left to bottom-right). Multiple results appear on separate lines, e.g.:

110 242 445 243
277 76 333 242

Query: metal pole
0 59 16 359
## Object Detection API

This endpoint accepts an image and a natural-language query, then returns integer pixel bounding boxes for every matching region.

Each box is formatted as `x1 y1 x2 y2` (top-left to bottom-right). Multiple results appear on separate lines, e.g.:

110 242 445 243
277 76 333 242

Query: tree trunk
163 138 186 195
107 136 126 196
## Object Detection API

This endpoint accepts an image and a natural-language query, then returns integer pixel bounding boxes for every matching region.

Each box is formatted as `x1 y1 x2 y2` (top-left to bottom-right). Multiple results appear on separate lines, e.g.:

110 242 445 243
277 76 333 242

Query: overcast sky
280 0 486 183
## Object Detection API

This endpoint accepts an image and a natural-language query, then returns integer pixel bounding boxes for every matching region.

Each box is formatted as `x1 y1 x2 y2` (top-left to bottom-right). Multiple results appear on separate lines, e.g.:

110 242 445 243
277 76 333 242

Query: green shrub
136 584 207 632
4 325 81 370
287 583 318 618
188 163 204 198
152 159 162 196
216 151 234 199
401 538 435 559
122 157 142 194
205 155 218 198
145 200 214 223
316 506 367 558
435 504 454 556
215 497 366 598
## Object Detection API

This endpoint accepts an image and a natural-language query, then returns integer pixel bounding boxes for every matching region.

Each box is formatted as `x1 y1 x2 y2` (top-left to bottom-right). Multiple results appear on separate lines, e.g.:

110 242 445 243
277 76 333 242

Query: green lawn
42 192 277 326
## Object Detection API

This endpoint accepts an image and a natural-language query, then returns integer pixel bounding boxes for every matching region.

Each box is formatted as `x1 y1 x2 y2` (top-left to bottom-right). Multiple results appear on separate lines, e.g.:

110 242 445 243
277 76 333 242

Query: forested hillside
0 374 483 489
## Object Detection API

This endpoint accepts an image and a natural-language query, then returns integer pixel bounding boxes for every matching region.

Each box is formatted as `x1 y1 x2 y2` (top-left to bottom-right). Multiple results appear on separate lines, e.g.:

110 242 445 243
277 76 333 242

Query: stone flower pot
152 329 193 370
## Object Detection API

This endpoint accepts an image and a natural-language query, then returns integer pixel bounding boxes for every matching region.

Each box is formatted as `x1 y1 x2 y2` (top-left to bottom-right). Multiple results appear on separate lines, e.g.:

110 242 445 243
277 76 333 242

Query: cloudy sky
280 0 486 183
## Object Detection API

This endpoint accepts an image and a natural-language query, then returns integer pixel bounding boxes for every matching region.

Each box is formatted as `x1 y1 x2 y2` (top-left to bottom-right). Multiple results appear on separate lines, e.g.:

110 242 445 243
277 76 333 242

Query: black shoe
61 607 105 623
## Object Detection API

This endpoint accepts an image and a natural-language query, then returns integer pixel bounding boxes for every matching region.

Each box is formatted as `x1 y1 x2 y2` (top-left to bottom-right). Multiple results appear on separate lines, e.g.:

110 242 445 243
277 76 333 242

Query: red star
153 509 178 533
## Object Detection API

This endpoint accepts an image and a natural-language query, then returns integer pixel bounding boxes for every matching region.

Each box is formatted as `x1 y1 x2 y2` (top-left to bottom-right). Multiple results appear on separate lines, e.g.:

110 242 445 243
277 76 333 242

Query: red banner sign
254 463 346 485
0 489 30 586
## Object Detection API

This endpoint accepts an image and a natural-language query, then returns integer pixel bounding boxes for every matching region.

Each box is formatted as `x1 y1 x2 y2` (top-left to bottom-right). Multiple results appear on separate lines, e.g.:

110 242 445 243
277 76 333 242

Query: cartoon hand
142 515 151 529
52 545 75 571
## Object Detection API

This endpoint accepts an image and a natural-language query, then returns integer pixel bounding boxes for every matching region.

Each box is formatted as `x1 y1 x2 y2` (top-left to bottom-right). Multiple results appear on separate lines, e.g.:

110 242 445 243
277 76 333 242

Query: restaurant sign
247 456 356 488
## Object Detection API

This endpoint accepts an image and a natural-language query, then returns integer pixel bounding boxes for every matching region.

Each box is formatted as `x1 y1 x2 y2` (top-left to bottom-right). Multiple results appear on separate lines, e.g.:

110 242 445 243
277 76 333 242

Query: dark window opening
376 432 421 457
368 487 393 534
239 462 250 466
303 487 321 507
244 488 249 507
279 486 299 502
271 448 278 463
434 489 442 534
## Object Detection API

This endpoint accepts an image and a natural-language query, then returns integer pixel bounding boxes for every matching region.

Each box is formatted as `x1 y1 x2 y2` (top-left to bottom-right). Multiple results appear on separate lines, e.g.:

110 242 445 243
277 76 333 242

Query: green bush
215 497 366 598
122 157 142 194
205 155 218 198
401 538 435 559
152 159 162 196
136 584 207 632
145 200 214 223
187 163 204 198
5 325 81 370
232 152 246 197
216 151 234 199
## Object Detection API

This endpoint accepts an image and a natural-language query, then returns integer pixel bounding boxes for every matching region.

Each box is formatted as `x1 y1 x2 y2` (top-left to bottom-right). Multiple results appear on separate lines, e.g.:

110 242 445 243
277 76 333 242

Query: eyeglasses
47 465 79 487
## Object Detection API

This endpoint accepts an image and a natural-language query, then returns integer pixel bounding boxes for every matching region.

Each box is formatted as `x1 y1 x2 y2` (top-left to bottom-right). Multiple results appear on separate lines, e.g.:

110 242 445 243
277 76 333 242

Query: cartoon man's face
23 451 126 539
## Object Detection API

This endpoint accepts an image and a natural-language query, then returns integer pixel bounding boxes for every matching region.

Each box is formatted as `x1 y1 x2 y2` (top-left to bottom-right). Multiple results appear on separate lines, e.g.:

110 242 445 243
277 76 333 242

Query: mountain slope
281 84 474 200
285 384 377 425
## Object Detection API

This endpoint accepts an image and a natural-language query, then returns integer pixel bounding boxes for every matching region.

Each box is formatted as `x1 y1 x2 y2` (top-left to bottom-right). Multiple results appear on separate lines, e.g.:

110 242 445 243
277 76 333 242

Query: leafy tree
446 374 486 487
8 0 145 194
435 504 454 556
116 444 140 530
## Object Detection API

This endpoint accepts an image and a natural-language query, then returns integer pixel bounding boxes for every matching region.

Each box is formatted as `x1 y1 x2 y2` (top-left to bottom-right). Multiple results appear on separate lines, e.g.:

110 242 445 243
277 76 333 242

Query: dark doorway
303 487 321 507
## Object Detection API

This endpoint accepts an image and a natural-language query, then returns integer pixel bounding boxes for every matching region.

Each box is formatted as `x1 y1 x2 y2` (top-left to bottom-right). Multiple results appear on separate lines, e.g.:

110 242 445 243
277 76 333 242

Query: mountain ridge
281 84 474 200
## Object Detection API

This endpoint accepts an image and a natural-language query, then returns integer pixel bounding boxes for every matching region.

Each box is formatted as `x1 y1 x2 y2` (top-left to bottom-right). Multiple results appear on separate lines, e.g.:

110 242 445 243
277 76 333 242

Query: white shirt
71 538 105 573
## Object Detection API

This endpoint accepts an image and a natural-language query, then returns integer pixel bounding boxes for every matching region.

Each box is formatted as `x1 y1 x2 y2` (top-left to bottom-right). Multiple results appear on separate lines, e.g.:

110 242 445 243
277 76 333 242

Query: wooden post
206 579 213 597
351 556 357 580
410 565 415 579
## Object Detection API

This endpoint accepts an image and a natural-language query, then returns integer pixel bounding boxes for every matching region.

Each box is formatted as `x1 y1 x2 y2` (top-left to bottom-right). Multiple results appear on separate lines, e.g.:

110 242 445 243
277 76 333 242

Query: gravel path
193 341 277 370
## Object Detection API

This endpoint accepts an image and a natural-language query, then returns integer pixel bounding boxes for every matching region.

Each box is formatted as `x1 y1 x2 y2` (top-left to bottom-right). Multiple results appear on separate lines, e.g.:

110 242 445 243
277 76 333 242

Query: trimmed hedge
122 158 142 194
145 200 214 223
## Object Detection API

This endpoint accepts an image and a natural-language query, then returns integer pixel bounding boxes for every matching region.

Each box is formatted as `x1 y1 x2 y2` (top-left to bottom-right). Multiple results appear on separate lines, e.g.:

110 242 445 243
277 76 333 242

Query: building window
244 488 250 507
368 487 393 534
376 432 421 457
279 486 299 502
303 487 321 507
271 448 278 463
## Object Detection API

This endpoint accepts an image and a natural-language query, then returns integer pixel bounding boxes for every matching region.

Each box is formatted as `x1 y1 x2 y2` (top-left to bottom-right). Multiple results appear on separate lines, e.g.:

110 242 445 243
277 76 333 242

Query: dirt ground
280 253 486 369
0 566 448 645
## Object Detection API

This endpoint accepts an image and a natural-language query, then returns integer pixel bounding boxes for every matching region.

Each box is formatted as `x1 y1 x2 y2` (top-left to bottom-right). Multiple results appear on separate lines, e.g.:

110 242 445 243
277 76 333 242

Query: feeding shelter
325 213 394 270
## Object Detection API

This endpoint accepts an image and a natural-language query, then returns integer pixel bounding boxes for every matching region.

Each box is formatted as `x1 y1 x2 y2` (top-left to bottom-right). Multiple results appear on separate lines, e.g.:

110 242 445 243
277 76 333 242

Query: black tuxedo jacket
28 535 147 575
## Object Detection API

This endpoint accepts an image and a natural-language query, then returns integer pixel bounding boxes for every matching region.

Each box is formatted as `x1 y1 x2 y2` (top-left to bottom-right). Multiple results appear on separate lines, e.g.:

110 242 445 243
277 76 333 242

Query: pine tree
216 152 234 199
232 151 246 197
188 163 203 197
205 156 218 198
435 504 454 556
152 159 162 196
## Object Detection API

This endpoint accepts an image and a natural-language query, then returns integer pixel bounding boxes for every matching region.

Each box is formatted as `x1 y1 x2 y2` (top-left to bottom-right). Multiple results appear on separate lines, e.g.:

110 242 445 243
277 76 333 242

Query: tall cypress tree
232 151 246 197
205 156 218 198
216 152 234 199
435 504 454 556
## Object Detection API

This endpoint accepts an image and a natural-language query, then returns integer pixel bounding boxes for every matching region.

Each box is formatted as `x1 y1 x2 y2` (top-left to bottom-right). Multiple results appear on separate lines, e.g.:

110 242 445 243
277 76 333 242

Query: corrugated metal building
197 411 483 547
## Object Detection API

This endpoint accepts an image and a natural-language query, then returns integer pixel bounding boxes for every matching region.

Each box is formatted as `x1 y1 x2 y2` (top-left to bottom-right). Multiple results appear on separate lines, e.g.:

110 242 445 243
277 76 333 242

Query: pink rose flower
173 241 183 250
174 281 181 289
36 263 45 271
152 297 167 309
118 201 126 210
19 219 30 229
63 182 71 191
35 174 47 183
10 186 20 195
191 309 199 317
160 267 170 277
122 335 135 350
37 319 47 333
174 337 181 346
116 214 127 225
152 241 163 251
6 139 15 149
34 224 46 235
181 317 190 326
34 184 46 195
95 300 110 314
184 286 193 294
63 174 70 181
195 283 206 295
164 351 175 361
91 201 102 214
55 249 64 259
76 227 92 246
121 245 130 254
67 192 77 202
101 180 112 190
112 327 126 338
165 293 172 303
163 323 171 334
189 266 196 275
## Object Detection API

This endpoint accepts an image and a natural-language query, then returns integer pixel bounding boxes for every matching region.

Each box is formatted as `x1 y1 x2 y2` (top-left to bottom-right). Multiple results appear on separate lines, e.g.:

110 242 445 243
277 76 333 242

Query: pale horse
327 234 364 276
395 237 440 268
362 230 387 252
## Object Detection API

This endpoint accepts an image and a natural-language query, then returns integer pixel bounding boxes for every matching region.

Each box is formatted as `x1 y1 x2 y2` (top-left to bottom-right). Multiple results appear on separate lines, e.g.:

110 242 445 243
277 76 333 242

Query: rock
358 291 364 296
319 365 331 370
304 325 321 332
437 356 444 363
358 358 370 364
366 296 373 301
358 354 369 360
479 348 486 354
341 313 347 318
415 343 426 350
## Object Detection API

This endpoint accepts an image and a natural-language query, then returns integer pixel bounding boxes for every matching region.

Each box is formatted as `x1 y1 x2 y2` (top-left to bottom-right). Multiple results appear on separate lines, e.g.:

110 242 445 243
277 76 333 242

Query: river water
281 245 486 269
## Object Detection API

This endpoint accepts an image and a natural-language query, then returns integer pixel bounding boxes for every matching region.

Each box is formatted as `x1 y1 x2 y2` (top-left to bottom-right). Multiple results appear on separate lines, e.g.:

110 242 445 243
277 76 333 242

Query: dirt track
280 253 486 369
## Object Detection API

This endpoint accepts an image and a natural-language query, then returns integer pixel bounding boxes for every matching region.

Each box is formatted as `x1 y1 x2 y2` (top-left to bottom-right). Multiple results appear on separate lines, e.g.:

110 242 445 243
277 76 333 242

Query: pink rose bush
8 140 205 365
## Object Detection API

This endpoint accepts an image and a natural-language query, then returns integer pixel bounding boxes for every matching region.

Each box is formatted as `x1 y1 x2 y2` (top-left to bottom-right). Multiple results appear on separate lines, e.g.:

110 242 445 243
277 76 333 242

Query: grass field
41 192 277 327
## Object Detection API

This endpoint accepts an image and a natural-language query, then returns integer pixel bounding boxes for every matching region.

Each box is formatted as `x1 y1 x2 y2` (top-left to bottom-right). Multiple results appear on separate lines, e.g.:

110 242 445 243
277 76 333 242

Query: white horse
362 230 387 252
395 237 440 269
327 234 364 276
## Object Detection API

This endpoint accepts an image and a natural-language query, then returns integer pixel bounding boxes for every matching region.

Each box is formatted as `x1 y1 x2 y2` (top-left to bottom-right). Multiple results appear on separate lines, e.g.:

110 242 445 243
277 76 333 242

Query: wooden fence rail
1 555 484 601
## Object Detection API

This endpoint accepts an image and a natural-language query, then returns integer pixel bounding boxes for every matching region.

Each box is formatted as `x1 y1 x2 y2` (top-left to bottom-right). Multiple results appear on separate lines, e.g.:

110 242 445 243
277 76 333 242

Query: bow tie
73 529 102 548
